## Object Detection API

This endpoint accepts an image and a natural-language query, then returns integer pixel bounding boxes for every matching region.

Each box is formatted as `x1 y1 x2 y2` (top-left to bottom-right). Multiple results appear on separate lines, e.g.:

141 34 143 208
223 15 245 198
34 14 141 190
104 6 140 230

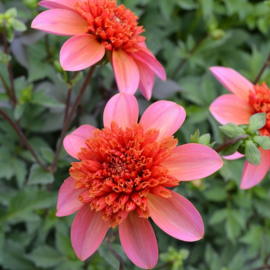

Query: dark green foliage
1 0 270 269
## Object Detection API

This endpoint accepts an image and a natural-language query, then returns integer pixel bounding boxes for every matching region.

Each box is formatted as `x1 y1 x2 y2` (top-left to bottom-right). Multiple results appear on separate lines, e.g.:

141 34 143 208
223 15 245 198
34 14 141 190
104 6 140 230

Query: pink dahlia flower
31 0 166 100
57 93 223 269
210 66 270 189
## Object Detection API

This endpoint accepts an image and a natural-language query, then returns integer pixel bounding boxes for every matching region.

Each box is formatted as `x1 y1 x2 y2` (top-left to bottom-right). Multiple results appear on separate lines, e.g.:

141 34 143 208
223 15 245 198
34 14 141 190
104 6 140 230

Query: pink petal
39 0 77 10
210 66 254 101
31 9 88 36
134 58 155 100
161 144 223 181
112 49 140 94
148 191 204 241
64 125 96 159
132 48 166 81
60 34 105 71
71 204 109 260
103 93 139 129
210 94 254 125
56 176 85 217
240 148 270 189
223 152 244 160
140 101 186 140
119 211 158 269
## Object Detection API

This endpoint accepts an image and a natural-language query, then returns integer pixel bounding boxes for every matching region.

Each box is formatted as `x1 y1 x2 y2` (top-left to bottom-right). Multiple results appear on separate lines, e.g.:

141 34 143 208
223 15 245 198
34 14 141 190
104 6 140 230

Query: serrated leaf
3 240 36 270
28 164 54 185
40 147 54 163
31 89 65 109
12 158 27 189
26 245 63 268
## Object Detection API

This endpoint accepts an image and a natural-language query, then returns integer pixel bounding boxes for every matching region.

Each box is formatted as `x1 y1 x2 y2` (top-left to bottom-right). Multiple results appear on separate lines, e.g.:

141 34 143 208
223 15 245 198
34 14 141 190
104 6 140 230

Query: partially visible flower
209 66 270 189
31 0 166 100
57 93 223 269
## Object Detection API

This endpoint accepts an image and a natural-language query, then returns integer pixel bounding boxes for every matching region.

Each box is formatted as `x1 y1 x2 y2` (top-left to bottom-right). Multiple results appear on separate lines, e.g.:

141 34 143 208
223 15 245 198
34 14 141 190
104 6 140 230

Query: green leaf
254 136 270 150
0 226 4 264
5 8 17 18
219 123 246 138
28 164 54 185
3 240 36 270
26 245 63 268
245 140 261 165
12 159 27 189
225 212 241 243
31 89 65 109
14 103 25 120
0 187 56 223
203 186 227 202
10 18 27 32
209 209 227 225
40 147 55 163
249 113 266 133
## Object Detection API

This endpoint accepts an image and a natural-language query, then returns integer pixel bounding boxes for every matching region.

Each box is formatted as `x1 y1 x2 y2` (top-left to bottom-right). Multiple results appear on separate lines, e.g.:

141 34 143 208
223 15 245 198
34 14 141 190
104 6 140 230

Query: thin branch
171 34 209 79
0 109 49 171
254 51 270 84
0 71 12 99
214 134 248 153
106 229 125 270
2 21 17 105
50 66 96 173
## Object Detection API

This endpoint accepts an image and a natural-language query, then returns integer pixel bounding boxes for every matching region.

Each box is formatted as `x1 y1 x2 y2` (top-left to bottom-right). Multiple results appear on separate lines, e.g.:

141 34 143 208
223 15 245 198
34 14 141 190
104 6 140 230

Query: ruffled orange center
249 83 270 134
74 0 145 53
69 122 179 228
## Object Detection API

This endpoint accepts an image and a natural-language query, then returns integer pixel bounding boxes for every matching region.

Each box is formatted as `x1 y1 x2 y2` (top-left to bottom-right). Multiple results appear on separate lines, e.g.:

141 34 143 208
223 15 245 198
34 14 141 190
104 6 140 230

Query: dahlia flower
31 0 166 100
57 93 223 269
210 66 270 189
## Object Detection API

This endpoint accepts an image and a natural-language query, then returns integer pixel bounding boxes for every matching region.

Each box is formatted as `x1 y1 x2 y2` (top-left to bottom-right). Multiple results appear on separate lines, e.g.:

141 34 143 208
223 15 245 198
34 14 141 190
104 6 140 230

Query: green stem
49 66 96 173
214 134 248 153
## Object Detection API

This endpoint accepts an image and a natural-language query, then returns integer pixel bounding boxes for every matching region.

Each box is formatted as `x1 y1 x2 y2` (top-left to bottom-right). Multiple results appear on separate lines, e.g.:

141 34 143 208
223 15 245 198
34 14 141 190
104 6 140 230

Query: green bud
219 123 246 138
19 85 33 103
245 140 261 165
210 29 225 40
54 60 64 73
4 8 17 19
10 18 27 32
254 136 270 150
198 133 211 146
249 113 266 133
190 129 200 143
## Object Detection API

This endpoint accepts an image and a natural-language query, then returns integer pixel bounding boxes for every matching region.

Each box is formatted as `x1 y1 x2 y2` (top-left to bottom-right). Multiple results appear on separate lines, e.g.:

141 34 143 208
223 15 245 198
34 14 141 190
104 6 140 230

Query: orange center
249 82 270 135
69 122 179 228
74 0 145 53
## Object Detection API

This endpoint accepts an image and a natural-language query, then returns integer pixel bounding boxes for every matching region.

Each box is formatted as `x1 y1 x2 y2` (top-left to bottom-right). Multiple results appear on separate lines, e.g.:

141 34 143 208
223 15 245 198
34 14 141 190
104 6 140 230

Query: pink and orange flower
57 93 223 269
31 0 166 100
210 66 270 189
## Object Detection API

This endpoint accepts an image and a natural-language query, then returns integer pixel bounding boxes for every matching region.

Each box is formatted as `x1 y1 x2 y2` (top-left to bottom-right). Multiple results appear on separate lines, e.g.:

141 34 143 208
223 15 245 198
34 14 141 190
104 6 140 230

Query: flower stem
106 229 125 270
171 34 208 79
214 134 248 153
254 51 270 84
2 21 17 106
0 109 49 171
49 66 96 173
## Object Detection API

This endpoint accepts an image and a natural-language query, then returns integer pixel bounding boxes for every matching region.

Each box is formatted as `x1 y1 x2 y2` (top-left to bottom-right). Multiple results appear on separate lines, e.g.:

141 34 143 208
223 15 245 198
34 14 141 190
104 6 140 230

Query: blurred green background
1 0 270 269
